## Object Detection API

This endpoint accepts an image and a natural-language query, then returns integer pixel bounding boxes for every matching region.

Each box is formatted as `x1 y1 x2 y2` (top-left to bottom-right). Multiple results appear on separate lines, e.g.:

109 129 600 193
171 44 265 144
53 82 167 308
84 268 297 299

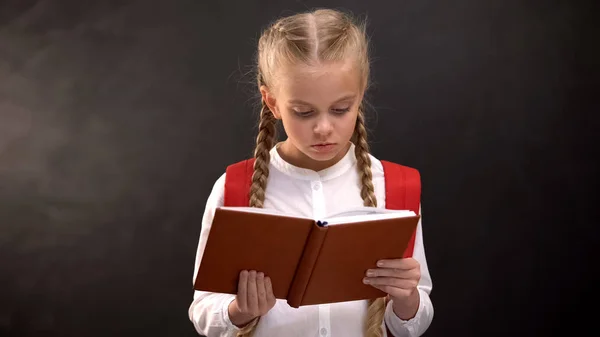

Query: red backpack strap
380 160 421 258
224 158 255 207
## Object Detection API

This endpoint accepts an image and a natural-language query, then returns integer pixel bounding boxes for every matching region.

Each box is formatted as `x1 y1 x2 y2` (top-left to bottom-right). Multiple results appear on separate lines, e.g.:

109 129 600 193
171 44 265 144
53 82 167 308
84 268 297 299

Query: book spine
286 224 328 308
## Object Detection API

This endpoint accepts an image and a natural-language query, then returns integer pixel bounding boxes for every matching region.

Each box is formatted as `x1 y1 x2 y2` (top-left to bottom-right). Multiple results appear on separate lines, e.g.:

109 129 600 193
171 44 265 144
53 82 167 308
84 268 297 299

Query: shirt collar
269 142 357 181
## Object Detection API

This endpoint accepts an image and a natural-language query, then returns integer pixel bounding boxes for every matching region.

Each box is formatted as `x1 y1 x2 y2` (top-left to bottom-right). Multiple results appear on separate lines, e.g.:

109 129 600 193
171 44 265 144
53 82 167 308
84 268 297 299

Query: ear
260 85 281 119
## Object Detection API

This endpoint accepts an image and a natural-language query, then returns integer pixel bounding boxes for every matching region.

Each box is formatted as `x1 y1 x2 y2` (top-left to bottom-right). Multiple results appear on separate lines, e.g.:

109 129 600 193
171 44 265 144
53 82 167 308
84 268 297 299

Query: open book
193 206 420 308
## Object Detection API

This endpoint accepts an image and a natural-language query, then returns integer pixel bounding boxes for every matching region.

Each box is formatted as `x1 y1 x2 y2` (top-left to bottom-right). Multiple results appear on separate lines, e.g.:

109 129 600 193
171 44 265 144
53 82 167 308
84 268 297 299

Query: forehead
275 61 362 103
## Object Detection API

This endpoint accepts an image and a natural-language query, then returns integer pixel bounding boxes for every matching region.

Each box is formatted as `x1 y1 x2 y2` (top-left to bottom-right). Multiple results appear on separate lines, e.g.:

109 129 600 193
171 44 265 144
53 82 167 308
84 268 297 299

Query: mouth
311 143 337 152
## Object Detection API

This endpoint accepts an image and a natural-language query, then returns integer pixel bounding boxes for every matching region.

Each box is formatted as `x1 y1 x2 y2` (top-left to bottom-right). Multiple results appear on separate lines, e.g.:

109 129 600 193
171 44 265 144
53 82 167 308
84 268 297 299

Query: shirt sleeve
188 173 242 337
384 206 434 337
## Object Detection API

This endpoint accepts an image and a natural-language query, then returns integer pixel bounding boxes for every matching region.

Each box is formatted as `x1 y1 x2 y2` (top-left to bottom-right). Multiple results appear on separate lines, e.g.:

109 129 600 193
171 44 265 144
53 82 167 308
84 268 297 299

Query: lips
311 143 337 152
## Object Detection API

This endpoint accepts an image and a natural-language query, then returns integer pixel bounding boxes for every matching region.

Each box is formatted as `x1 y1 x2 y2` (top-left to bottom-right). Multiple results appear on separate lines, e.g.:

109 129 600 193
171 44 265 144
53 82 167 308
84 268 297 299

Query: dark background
1 0 597 336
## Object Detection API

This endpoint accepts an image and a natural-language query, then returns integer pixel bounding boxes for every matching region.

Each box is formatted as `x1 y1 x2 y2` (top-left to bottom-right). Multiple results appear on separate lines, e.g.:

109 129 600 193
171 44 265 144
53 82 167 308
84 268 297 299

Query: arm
383 206 434 337
188 173 242 337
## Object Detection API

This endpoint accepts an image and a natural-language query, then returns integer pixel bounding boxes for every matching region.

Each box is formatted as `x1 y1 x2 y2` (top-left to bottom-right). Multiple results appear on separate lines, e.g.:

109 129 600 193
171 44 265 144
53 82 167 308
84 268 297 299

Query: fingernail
363 278 370 284
366 270 374 277
377 261 384 267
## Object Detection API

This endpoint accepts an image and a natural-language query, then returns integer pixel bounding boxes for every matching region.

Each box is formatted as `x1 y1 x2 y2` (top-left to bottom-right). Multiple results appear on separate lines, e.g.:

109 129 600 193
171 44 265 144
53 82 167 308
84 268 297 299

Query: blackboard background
1 0 597 336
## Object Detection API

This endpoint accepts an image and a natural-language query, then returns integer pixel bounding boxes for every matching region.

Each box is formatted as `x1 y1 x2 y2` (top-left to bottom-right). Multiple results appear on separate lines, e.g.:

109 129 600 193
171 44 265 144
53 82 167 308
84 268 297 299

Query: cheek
341 112 358 135
281 116 309 139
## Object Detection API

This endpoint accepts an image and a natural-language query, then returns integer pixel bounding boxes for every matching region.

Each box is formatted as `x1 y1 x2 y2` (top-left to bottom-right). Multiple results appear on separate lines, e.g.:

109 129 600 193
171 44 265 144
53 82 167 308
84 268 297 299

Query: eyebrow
288 94 356 105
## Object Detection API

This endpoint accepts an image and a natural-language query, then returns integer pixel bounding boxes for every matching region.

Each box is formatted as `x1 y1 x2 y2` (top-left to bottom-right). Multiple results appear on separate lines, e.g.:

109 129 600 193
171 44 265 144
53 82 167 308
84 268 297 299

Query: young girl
189 8 433 337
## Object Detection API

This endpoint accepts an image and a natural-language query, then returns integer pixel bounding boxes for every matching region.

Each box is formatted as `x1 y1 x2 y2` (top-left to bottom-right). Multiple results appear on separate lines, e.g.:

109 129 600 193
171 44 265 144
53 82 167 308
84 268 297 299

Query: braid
249 100 277 208
236 317 260 337
237 99 277 337
354 107 387 337
354 108 377 208
366 298 386 337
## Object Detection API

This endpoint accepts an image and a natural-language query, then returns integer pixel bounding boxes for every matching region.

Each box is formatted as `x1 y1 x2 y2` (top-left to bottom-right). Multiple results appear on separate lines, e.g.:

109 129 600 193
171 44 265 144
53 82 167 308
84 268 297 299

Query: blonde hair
241 8 385 337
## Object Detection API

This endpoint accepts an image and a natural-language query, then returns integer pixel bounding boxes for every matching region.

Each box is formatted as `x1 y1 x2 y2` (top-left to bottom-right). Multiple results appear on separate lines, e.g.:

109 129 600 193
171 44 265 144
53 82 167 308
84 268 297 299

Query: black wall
1 0 597 336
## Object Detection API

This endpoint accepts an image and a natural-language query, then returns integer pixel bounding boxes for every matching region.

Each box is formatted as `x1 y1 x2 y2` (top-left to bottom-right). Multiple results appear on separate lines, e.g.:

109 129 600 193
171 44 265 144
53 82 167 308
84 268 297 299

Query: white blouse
189 143 434 337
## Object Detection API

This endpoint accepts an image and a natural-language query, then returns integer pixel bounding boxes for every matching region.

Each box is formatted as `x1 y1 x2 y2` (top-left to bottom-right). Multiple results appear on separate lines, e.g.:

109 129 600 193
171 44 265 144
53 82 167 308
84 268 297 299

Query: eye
332 107 350 114
294 110 314 118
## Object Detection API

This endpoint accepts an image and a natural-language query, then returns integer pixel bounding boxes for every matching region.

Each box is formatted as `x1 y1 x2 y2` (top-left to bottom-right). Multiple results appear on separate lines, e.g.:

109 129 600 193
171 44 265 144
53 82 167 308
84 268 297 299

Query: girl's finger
256 272 267 311
376 258 419 270
366 267 420 280
371 284 413 299
265 276 276 307
237 270 249 311
247 270 258 312
363 276 417 289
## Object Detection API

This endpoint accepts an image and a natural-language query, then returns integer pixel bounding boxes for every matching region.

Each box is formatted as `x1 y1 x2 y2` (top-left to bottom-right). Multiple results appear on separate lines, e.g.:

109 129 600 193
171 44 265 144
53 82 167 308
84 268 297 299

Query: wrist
392 289 420 321
228 299 258 328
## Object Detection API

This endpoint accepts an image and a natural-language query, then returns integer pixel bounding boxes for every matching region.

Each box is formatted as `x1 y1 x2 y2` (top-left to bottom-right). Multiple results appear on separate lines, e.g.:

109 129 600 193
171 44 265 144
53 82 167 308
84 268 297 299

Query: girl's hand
363 258 421 319
228 270 276 327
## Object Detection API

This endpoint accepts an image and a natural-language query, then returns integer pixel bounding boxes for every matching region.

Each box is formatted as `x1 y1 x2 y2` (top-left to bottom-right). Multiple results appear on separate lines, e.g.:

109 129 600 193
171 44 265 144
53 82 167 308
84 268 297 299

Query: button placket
313 179 329 336
318 304 331 337
311 180 325 220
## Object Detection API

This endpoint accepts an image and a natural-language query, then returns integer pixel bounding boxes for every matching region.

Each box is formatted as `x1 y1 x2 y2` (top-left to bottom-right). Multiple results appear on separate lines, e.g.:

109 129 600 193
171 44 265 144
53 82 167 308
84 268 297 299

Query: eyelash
295 108 350 117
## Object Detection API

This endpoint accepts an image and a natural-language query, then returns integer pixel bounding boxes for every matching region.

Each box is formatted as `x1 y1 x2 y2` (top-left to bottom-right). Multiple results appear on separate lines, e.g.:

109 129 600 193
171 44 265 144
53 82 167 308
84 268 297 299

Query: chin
307 152 338 162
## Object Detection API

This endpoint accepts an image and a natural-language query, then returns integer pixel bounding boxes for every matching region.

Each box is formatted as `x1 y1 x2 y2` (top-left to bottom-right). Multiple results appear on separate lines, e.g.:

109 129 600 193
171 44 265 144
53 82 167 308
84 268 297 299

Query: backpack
223 158 421 258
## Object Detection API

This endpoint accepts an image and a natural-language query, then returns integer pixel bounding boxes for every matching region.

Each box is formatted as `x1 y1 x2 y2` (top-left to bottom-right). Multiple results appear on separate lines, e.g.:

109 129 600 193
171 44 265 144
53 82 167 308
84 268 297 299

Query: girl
189 8 434 337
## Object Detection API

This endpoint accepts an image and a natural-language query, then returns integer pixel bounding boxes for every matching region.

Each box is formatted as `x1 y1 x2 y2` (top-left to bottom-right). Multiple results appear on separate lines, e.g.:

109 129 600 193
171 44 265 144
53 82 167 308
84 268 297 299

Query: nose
313 115 333 136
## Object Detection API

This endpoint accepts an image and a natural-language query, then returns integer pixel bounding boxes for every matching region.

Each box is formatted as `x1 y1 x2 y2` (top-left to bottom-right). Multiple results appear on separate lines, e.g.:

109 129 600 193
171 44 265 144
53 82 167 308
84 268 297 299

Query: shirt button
313 182 321 190
320 327 327 336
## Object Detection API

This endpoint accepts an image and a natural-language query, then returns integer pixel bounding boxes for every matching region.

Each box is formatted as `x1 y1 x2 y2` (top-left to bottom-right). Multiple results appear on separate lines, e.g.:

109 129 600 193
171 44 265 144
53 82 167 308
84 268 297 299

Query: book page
323 207 415 225
218 206 312 220
217 206 415 225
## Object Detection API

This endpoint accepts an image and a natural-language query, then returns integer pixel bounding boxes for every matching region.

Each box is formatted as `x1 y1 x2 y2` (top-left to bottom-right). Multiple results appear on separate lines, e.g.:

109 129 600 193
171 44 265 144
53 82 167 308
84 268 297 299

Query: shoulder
204 171 226 209
369 153 385 178
368 155 422 212
219 158 257 207
205 157 251 207
368 154 421 184
225 158 255 174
